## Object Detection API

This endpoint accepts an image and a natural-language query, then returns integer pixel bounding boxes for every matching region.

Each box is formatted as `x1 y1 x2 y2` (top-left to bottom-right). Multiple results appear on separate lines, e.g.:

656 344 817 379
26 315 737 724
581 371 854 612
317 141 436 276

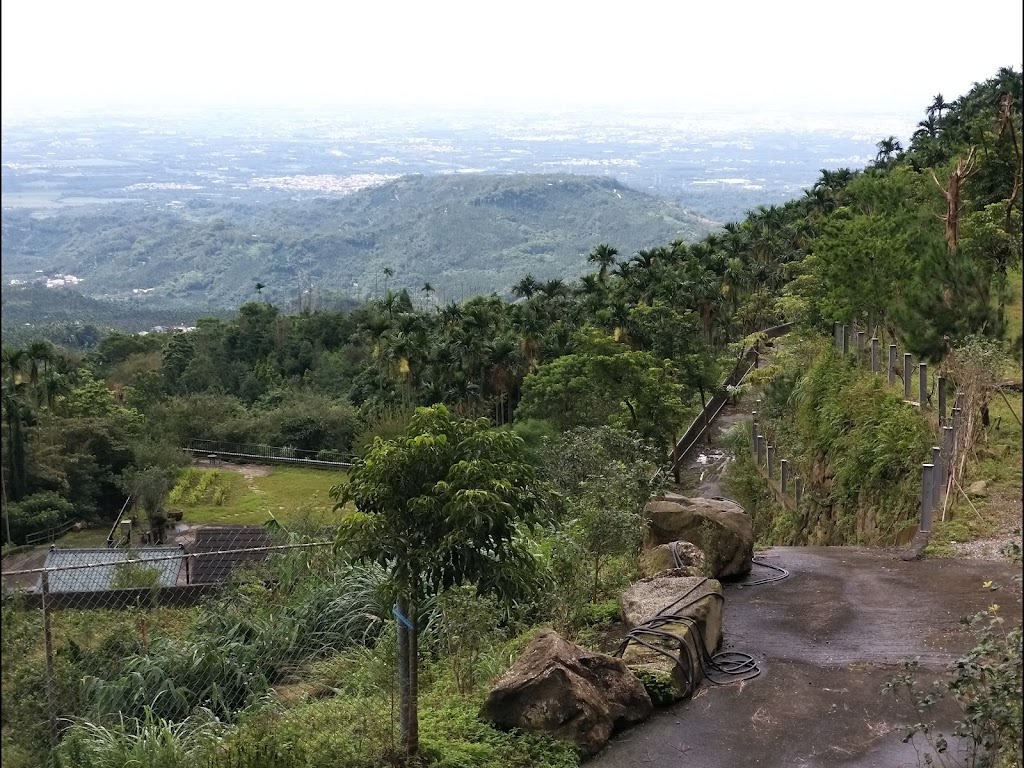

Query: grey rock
643 495 754 578
480 629 652 755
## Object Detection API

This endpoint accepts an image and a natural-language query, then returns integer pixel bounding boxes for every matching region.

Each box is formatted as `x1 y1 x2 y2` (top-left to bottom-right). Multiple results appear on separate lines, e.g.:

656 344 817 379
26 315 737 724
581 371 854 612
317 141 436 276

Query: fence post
937 376 947 425
888 345 897 386
42 570 58 747
766 444 775 479
842 325 850 356
834 323 842 352
871 337 879 373
931 446 943 511
920 463 934 533
942 426 954 479
780 459 789 494
756 435 764 467
750 412 758 453
919 363 928 407
952 407 962 443
903 353 913 399
856 331 865 362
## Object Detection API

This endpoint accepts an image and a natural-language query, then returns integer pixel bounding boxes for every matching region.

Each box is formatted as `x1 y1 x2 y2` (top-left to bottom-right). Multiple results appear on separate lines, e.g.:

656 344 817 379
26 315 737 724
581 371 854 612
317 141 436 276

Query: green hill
1 173 711 308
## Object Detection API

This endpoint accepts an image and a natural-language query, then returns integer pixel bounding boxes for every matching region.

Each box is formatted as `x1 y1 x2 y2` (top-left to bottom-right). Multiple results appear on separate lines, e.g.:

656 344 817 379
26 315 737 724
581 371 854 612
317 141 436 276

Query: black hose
612 577 761 699
736 557 790 586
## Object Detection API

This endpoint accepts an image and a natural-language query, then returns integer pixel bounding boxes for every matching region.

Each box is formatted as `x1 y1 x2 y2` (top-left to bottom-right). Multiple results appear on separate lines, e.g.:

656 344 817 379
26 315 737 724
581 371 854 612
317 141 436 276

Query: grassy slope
926 267 1023 556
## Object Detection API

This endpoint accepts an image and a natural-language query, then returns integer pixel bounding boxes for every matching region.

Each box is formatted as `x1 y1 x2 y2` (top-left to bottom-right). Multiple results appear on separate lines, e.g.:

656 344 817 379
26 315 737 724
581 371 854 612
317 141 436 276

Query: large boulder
619 575 724 702
643 494 753 579
480 629 652 755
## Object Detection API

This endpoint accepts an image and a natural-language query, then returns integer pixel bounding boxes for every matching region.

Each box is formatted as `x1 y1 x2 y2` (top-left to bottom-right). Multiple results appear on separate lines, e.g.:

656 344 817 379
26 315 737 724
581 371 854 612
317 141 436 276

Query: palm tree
1 347 31 504
913 115 939 140
439 302 464 329
927 93 952 121
540 278 568 299
254 282 267 301
586 244 619 282
512 274 541 300
382 267 394 297
25 340 55 388
484 337 523 425
630 248 659 270
874 136 903 167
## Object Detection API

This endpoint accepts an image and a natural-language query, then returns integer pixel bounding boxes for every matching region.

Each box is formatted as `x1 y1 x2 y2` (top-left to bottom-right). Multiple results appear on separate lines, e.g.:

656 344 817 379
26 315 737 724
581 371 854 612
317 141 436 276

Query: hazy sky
2 0 1021 116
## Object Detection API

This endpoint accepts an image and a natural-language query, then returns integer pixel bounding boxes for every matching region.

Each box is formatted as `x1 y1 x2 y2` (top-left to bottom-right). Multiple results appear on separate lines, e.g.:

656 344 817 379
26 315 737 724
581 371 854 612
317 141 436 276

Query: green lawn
170 465 346 527
54 528 116 548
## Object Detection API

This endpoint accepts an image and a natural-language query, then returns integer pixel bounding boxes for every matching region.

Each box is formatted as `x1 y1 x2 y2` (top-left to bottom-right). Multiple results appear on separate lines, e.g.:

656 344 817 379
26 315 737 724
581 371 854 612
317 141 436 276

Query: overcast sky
2 0 1021 117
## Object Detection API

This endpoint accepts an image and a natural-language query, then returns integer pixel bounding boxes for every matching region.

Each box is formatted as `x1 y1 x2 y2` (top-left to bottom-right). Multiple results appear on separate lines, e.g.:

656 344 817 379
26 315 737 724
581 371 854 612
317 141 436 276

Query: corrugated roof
41 547 185 593
188 526 271 584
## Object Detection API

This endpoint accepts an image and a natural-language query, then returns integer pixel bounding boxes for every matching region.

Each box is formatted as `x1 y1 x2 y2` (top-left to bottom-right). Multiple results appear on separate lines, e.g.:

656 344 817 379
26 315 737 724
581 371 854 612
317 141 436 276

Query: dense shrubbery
5 491 76 543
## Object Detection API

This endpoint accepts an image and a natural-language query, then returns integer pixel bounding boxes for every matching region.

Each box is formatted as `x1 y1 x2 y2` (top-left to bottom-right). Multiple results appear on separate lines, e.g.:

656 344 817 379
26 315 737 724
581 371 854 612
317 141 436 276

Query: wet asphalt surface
589 547 1022 768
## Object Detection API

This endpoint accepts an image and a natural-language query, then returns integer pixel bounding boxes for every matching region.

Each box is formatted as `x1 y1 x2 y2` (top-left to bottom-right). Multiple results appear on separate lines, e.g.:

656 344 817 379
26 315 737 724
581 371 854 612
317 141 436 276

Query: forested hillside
0 174 711 310
1 69 1020 768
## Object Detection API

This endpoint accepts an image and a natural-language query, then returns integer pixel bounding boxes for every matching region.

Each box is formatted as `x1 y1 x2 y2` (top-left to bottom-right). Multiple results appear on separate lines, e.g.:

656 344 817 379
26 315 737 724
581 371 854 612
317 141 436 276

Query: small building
39 547 185 593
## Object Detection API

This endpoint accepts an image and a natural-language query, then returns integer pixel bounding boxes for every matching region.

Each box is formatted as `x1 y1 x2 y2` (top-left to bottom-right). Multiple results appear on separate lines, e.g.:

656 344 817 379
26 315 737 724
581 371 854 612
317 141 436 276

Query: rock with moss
480 629 652 755
619 574 724 702
638 541 705 577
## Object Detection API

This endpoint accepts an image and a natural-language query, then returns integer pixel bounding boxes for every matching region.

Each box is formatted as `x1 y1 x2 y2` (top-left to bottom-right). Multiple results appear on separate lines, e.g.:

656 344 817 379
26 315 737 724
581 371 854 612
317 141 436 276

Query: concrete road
590 547 1022 768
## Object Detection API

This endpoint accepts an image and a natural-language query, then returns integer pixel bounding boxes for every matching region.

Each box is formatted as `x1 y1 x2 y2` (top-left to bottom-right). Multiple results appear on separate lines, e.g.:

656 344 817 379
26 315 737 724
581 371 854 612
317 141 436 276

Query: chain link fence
0 526 406 767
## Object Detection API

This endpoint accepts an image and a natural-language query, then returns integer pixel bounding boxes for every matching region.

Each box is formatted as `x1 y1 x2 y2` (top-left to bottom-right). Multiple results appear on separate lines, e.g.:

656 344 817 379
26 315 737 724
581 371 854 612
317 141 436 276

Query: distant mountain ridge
1 173 712 308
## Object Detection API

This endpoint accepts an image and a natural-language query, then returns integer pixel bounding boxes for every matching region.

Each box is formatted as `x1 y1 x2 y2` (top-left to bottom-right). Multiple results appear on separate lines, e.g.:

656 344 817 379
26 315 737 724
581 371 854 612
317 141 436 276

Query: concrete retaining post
888 345 897 385
842 326 850 356
751 412 758 449
795 477 803 506
766 444 775 479
921 464 934 533
938 376 946 424
834 323 841 351
931 446 942 511
871 337 879 372
756 435 764 466
780 459 789 494
942 426 954 480
856 331 865 361
903 353 912 399
919 363 928 407
952 407 962 440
